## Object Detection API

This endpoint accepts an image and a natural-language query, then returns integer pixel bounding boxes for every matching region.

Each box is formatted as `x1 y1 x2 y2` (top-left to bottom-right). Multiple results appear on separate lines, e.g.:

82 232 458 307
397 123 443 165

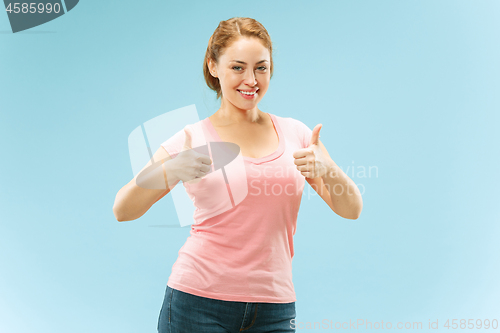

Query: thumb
309 124 322 147
181 126 193 151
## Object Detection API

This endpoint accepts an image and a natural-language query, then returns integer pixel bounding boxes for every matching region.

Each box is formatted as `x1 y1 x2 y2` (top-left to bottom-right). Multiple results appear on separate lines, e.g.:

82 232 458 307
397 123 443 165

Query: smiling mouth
237 89 259 96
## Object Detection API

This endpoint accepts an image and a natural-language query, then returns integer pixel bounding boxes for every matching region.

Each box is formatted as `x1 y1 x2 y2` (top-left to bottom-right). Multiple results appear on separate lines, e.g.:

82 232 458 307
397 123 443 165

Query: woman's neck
213 99 265 126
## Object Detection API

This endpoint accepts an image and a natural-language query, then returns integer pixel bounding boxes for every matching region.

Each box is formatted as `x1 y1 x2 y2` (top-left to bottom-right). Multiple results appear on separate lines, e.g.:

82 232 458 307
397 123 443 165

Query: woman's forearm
321 159 363 220
113 160 179 222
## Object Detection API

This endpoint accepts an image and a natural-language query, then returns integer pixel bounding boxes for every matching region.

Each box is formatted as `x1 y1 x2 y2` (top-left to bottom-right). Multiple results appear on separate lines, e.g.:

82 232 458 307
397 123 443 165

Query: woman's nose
244 70 257 85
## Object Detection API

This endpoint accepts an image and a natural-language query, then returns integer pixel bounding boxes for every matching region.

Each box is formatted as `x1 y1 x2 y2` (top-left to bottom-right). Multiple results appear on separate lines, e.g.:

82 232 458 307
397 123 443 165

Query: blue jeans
157 285 296 333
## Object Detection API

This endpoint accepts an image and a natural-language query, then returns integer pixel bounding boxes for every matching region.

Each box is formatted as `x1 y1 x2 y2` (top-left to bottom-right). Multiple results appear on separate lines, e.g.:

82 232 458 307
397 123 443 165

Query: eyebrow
230 60 269 64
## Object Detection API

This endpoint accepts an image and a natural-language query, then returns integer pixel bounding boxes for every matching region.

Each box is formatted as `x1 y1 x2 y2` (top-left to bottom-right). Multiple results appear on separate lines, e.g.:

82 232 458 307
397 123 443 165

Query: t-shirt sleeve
294 119 313 149
160 127 187 159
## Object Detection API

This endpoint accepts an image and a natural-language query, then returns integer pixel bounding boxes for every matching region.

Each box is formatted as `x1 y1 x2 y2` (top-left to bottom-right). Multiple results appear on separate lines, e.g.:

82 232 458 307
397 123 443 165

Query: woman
113 17 363 333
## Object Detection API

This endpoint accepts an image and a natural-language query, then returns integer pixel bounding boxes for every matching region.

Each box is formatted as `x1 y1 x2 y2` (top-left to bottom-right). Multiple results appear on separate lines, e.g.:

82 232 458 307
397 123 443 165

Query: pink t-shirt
160 113 312 303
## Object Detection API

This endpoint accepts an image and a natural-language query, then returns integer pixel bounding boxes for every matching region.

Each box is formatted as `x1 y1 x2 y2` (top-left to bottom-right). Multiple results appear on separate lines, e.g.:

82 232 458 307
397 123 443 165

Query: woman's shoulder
270 113 312 149
270 113 309 131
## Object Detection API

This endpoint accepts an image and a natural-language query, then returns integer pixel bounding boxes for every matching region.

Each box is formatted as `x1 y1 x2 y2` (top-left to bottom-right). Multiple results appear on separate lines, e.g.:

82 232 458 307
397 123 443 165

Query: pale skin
207 36 363 220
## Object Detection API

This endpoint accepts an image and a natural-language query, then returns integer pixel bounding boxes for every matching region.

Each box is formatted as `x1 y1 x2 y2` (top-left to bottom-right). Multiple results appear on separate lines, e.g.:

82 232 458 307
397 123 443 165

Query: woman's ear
207 59 217 78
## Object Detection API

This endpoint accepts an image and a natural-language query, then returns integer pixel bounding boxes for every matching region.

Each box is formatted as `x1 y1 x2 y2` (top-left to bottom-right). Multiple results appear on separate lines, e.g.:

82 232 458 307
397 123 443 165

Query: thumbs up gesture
181 125 194 152
292 124 332 179
169 126 213 184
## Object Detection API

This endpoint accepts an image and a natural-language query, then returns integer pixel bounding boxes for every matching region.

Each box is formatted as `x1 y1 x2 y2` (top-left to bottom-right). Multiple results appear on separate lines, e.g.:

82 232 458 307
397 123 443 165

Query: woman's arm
112 147 179 222
306 139 363 220
294 122 363 220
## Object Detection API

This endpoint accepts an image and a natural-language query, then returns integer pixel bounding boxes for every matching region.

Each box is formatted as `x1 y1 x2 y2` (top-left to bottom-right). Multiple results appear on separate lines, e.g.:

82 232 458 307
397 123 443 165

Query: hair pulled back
203 17 274 100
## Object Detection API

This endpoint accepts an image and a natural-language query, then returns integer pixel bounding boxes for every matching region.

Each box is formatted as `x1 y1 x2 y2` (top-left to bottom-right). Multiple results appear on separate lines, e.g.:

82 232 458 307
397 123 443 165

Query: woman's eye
232 66 267 71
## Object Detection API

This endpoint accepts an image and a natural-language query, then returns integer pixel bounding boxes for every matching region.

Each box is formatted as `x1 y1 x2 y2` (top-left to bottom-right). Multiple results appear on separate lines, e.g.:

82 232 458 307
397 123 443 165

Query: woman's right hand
166 126 213 184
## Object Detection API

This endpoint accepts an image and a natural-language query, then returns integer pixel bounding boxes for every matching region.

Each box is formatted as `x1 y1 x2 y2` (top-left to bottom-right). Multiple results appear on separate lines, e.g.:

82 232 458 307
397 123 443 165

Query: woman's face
209 37 271 111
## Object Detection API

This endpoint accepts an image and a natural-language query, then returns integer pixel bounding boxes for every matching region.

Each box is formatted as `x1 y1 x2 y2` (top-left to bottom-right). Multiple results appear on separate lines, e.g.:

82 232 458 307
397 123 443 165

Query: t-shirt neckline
203 112 285 164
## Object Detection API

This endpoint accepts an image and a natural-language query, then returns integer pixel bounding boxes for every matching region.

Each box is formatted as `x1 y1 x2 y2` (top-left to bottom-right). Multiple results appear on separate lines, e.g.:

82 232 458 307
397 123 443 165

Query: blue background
1 0 499 332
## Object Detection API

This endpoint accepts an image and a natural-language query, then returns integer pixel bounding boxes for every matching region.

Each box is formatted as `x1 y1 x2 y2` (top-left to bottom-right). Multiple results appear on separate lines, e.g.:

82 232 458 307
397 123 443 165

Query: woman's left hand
293 124 332 179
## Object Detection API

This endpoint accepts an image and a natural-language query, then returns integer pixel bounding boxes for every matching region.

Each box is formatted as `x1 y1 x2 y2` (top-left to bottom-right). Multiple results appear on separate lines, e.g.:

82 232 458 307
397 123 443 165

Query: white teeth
239 90 257 95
